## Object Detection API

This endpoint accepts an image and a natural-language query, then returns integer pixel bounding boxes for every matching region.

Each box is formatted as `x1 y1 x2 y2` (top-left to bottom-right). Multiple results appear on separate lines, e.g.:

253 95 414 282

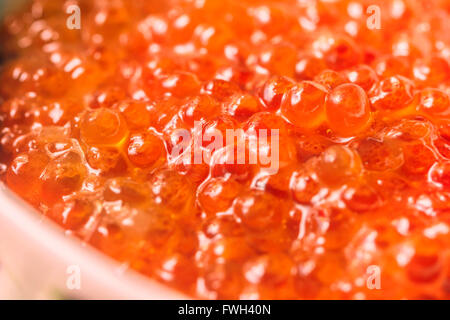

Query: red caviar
1 0 450 300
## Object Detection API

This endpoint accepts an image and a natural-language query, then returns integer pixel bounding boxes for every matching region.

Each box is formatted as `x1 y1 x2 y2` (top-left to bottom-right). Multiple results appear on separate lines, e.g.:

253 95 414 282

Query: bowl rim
0 183 189 299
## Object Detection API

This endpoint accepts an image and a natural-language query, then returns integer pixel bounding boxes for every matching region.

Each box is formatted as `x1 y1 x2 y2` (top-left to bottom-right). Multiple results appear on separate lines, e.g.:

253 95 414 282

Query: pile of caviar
1 0 450 299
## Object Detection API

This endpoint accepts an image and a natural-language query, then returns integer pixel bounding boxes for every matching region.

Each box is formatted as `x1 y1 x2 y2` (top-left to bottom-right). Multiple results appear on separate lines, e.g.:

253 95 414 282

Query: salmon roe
1 0 450 300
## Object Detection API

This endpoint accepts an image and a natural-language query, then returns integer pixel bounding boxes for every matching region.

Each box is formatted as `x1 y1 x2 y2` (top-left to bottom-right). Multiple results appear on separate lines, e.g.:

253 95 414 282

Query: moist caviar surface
1 0 450 299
